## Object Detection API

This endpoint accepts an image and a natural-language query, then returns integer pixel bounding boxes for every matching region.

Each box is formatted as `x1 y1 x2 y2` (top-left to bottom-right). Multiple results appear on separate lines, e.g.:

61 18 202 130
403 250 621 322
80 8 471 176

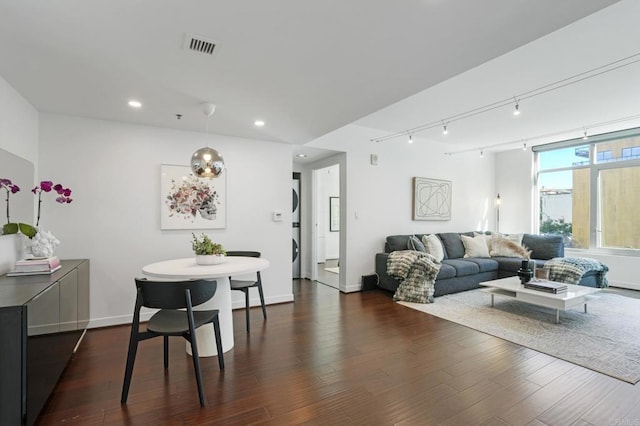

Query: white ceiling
0 0 631 162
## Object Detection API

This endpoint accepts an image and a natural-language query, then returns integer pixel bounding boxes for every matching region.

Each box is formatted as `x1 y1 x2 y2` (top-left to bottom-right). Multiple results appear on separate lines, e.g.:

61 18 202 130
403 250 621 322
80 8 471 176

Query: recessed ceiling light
128 100 142 108
254 120 265 127
296 154 307 158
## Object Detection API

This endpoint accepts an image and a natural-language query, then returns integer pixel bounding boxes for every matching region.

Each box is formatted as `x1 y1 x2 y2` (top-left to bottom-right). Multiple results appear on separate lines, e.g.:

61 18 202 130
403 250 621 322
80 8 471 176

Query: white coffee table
480 276 601 323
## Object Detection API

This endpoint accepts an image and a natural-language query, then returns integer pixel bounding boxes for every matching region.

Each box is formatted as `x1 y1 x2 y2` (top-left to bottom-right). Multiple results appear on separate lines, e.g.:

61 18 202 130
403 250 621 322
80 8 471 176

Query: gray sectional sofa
375 232 603 297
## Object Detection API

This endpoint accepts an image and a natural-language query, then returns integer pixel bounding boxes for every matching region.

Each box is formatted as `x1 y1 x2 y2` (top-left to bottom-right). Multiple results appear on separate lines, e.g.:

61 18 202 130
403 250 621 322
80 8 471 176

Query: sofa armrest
375 253 400 292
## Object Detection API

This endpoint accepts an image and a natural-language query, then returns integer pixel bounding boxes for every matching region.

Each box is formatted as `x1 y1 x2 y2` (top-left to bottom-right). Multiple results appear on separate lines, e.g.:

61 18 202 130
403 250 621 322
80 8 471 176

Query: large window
535 128 640 253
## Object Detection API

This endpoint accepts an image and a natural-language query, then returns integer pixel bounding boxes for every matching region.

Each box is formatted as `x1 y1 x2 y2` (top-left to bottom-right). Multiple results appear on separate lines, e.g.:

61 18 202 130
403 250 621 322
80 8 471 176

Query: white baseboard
343 284 362 293
609 280 640 291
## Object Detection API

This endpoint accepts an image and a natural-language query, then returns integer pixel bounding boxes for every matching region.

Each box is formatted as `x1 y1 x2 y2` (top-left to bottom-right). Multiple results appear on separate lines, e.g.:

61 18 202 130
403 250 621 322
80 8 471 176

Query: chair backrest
225 251 261 258
134 278 217 309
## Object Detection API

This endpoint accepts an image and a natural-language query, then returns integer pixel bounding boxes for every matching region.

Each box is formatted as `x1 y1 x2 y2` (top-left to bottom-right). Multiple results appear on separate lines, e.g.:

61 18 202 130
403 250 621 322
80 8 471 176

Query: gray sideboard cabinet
0 259 90 425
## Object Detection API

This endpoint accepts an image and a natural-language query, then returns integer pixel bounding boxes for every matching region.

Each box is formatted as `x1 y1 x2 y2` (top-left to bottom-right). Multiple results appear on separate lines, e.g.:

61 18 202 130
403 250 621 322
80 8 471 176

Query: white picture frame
160 164 227 230
412 177 452 221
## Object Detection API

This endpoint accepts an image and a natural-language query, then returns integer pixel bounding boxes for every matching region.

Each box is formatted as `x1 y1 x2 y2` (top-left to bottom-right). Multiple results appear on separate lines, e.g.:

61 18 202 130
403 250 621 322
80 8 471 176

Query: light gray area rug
398 289 640 384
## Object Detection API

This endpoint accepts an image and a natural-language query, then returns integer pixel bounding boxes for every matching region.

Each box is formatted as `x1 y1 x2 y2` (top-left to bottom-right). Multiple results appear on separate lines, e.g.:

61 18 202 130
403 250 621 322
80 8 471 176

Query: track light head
513 103 520 116
408 134 413 144
583 130 589 140
480 150 484 158
443 124 448 135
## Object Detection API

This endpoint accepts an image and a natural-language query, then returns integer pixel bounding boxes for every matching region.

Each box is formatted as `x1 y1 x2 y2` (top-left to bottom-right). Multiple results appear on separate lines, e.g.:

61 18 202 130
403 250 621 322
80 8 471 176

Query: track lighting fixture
583 130 589 140
480 150 484 158
408 134 413 144
523 142 527 150
442 123 448 135
370 52 640 145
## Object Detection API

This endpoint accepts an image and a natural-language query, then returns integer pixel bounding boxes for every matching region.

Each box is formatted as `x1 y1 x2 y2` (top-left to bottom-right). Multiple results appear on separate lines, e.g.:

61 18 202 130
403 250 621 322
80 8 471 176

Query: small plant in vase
191 233 226 265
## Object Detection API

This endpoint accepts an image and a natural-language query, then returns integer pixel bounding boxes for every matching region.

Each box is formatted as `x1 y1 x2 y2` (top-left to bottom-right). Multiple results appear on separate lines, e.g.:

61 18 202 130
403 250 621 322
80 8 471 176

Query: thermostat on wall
273 210 284 222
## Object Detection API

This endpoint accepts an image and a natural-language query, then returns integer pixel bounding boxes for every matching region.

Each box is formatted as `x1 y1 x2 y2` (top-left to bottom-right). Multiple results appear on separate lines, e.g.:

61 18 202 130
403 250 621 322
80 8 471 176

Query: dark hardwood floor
37 280 640 425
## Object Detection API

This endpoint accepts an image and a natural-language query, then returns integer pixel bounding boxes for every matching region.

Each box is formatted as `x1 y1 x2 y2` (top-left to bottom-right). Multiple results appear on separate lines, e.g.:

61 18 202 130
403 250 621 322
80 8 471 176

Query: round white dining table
142 256 270 357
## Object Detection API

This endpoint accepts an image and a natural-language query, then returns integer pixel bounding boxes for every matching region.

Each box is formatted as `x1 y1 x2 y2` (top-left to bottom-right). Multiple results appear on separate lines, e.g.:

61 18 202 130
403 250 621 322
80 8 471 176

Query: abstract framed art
412 177 452 221
160 164 227 230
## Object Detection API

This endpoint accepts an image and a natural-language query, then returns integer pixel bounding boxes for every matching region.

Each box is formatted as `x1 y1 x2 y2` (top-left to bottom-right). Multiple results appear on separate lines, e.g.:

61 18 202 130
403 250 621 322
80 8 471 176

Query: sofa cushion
436 262 457 280
492 257 525 275
522 234 564 260
407 235 426 252
463 257 500 273
386 235 411 252
438 233 467 259
442 259 480 277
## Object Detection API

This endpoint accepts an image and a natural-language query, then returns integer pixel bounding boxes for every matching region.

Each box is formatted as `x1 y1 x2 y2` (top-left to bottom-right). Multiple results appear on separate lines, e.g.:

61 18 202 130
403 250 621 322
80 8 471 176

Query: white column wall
38 114 293 327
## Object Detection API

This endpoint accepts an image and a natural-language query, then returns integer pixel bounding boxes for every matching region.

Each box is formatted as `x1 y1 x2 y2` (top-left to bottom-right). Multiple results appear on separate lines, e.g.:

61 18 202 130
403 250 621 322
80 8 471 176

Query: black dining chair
121 278 224 407
226 251 266 333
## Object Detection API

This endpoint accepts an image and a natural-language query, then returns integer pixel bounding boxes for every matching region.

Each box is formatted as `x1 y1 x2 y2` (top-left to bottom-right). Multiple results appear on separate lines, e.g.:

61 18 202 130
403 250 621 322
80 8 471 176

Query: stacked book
7 256 61 276
523 280 568 294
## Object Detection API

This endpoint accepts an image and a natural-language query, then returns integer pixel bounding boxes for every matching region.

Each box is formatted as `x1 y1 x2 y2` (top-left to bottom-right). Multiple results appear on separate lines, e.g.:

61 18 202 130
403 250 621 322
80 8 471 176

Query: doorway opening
313 164 340 289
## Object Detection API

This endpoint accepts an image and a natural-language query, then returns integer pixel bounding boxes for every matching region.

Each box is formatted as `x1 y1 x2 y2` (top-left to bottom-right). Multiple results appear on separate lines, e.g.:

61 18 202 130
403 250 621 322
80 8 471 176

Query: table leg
491 294 495 307
186 277 234 357
584 303 587 313
555 309 560 324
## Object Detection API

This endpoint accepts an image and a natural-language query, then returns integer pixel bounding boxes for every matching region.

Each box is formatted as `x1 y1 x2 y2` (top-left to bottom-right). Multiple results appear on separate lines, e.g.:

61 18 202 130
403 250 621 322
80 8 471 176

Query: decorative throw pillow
490 232 523 246
461 234 490 258
489 235 531 258
421 234 444 262
473 232 491 251
407 235 426 252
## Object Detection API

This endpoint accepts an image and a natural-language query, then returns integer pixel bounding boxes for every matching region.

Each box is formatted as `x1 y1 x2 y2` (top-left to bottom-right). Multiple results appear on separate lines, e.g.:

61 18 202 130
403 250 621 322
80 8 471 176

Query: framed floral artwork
160 164 227 230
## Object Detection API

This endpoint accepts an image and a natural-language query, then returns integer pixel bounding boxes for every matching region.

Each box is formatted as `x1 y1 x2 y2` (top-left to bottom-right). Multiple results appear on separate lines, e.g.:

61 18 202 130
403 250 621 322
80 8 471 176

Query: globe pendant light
191 103 225 178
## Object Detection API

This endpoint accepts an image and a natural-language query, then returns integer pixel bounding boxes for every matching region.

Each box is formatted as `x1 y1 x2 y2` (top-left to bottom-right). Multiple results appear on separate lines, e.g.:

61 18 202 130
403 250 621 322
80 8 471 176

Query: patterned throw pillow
489 235 531 258
407 235 426 252
421 234 445 262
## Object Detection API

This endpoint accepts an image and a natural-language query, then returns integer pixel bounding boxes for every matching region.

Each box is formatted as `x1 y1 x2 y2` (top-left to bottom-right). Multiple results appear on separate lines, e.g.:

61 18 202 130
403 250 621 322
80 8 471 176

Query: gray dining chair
226 251 266 332
121 278 224 406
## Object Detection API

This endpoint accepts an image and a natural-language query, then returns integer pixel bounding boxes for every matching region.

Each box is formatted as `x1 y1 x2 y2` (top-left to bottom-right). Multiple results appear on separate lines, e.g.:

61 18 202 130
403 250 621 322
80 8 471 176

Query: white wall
0 75 39 165
38 114 293 327
496 147 640 289
306 124 497 292
0 75 39 274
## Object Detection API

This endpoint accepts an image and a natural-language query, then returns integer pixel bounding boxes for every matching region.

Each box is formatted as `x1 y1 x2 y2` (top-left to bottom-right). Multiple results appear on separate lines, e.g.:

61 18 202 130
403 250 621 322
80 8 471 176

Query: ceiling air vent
184 33 217 56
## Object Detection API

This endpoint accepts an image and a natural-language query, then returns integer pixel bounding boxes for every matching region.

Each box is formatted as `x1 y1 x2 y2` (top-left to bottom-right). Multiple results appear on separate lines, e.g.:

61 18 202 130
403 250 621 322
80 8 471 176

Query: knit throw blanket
545 257 609 288
387 250 441 303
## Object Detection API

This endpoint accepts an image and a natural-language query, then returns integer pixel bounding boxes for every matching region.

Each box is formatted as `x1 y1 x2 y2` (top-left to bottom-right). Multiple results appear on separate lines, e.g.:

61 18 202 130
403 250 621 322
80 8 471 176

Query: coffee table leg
584 303 587 313
555 309 560 324
491 294 495 307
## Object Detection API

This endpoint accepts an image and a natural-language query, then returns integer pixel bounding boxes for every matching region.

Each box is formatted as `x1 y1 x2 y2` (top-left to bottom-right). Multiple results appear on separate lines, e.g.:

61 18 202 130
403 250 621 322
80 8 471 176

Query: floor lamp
496 193 501 232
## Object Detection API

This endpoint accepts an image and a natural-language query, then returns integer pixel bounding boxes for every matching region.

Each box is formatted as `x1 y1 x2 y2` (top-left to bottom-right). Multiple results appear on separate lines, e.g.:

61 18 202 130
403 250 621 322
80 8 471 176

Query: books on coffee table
523 280 568 294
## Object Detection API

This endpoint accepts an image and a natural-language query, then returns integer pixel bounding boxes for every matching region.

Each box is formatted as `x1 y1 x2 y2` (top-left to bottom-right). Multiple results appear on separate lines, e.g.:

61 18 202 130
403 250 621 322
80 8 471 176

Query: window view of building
536 129 640 252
